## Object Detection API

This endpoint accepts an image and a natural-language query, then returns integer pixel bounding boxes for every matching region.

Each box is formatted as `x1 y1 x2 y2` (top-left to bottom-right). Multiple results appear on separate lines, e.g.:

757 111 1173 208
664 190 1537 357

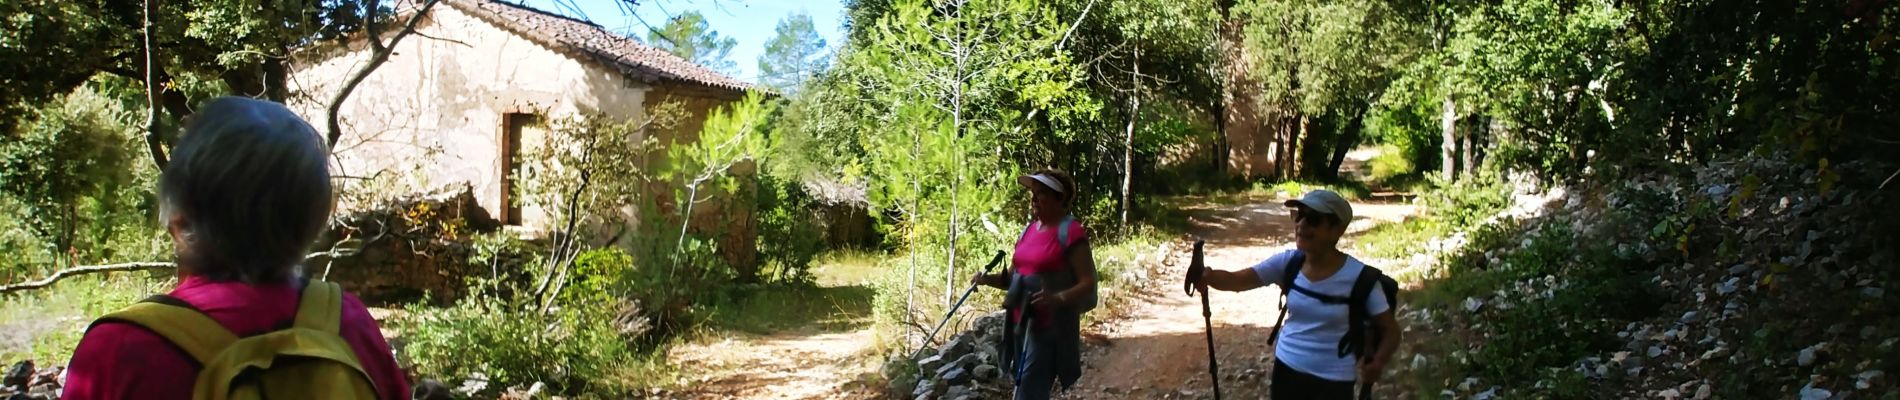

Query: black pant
1271 359 1355 400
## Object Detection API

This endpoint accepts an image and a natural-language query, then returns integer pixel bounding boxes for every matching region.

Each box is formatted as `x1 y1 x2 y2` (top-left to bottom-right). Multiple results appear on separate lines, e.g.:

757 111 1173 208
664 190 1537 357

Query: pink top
1012 218 1088 326
1012 218 1087 276
61 276 410 400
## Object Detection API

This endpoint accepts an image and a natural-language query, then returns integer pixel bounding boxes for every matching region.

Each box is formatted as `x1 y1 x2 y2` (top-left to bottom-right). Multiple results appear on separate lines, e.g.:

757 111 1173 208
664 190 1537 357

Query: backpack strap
295 279 345 334
90 295 239 364
197 280 379 399
1267 250 1305 348
1340 266 1386 359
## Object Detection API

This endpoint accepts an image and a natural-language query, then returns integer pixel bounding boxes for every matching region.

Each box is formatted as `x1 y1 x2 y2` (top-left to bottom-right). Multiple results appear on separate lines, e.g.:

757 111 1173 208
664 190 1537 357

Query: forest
1 0 1896 398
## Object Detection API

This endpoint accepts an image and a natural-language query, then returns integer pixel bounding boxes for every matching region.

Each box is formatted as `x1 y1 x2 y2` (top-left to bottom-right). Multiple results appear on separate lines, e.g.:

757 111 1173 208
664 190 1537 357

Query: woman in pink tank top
970 169 1099 400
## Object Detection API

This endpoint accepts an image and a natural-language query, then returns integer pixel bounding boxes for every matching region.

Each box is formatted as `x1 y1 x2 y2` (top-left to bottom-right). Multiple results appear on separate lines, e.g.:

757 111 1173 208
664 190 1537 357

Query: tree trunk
1329 108 1366 179
1441 94 1457 181
141 0 168 169
1461 115 1478 178
1121 49 1138 229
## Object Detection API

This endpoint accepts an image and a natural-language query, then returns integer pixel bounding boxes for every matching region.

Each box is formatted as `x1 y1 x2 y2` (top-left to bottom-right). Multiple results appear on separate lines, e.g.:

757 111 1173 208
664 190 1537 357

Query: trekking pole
1191 239 1222 400
914 250 1009 359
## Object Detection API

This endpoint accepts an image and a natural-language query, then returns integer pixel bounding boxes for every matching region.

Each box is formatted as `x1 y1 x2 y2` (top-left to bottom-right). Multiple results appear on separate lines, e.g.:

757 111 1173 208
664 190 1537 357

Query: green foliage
398 288 639 396
1420 172 1510 228
646 11 739 74
0 80 163 276
0 276 165 363
753 174 825 284
757 12 829 93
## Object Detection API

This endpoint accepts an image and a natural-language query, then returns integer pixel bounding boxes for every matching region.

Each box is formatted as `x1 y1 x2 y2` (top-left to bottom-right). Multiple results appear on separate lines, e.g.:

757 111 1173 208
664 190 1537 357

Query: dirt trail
1061 194 1415 400
665 327 881 399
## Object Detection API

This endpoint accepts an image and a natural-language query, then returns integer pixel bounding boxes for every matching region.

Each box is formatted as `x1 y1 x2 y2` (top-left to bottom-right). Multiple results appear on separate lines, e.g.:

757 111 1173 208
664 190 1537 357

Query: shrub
754 174 826 283
399 290 633 396
1421 172 1511 228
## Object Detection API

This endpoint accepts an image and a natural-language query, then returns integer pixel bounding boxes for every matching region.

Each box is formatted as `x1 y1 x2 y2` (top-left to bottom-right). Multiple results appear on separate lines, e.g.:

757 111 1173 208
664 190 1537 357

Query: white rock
1464 297 1486 313
1717 277 1741 295
1695 383 1713 400
1858 370 1885 389
1473 387 1499 400
1680 311 1699 324
1659 388 1681 399
1799 386 1831 400
1798 345 1821 367
1648 346 1664 358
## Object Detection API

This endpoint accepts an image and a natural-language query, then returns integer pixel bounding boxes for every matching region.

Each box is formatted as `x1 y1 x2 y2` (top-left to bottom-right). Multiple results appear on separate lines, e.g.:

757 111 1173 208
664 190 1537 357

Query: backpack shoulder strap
90 295 239 364
295 280 345 334
1268 250 1306 347
194 280 379 399
1056 215 1075 251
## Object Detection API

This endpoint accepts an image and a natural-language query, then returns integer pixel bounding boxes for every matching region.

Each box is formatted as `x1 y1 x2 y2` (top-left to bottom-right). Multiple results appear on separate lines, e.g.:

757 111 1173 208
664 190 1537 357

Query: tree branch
327 0 442 149
1 263 176 293
1882 168 1899 190
2 251 358 294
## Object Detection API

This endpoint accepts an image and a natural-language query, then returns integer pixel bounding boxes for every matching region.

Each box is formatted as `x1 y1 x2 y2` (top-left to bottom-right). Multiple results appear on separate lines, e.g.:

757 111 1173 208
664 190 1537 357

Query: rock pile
901 311 1014 400
0 360 63 400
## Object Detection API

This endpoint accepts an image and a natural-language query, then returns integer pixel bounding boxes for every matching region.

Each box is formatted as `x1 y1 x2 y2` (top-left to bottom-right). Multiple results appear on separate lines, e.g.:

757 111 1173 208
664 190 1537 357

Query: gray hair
159 97 332 284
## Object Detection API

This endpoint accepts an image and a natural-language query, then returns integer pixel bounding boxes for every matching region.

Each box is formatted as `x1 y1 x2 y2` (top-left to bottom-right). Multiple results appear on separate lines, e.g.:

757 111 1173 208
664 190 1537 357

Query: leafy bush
399 289 635 396
1421 173 1511 228
753 174 825 283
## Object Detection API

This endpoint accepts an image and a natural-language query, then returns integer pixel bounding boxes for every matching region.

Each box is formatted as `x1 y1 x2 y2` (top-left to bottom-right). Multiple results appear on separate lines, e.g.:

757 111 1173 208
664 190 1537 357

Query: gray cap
1283 189 1353 225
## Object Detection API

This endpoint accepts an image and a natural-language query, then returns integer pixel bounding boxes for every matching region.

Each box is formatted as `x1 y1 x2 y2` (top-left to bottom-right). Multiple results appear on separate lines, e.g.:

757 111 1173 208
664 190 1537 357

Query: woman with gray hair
63 97 409 399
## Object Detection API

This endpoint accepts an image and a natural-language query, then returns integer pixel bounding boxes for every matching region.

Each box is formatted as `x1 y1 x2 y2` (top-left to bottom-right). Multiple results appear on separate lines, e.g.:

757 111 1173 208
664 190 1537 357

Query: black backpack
1268 250 1399 396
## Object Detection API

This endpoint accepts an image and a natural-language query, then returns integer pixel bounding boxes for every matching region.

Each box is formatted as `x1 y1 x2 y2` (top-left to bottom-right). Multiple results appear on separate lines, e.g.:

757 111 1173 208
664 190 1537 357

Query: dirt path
1061 194 1416 400
662 277 883 400
665 327 881 399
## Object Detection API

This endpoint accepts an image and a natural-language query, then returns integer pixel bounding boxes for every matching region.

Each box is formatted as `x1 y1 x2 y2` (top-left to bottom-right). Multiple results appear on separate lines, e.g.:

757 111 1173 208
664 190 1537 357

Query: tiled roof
445 0 752 92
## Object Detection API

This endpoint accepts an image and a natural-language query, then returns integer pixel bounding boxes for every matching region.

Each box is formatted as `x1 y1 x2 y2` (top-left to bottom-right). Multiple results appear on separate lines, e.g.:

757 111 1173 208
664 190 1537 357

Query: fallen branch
2 251 354 294
1883 168 1899 190
0 262 175 293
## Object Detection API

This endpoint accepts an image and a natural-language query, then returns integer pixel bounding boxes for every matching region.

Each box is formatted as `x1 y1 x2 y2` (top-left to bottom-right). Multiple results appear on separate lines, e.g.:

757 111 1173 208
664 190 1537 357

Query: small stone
4 361 31 389
1457 377 1480 391
1799 385 1831 400
1473 386 1500 400
913 378 941 398
1799 348 1819 367
1864 287 1885 298
1858 370 1885 389
957 353 981 368
1695 383 1713 400
1728 264 1750 276
973 365 1000 381
1464 297 1486 313
942 367 972 385
1717 278 1741 295
1649 346 1665 358
943 384 973 400
1680 311 1700 324
1659 388 1681 399
918 355 949 375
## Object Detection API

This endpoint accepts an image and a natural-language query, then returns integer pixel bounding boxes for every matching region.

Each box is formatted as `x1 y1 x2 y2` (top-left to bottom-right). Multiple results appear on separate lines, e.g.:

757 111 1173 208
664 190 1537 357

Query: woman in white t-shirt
1185 190 1401 399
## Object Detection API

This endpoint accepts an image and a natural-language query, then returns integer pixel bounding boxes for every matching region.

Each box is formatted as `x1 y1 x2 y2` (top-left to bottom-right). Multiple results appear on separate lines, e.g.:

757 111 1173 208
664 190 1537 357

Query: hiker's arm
1201 267 1264 292
1034 239 1097 308
971 271 1008 290
1362 310 1402 381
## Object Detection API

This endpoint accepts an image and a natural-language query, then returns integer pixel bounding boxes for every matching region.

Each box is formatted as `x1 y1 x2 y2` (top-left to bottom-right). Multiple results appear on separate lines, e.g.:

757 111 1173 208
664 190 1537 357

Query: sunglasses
1291 208 1335 226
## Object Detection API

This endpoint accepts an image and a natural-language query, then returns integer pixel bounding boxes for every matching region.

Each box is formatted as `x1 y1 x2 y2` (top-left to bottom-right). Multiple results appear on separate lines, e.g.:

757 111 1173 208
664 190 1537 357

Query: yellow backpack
89 280 381 400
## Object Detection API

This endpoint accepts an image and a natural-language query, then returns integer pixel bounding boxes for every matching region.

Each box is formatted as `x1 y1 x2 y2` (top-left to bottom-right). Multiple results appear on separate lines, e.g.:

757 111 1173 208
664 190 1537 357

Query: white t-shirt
1251 249 1390 382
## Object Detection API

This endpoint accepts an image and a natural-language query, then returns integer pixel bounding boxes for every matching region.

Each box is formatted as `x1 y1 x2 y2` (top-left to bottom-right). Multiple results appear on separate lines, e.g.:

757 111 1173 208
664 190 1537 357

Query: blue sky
512 0 849 85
